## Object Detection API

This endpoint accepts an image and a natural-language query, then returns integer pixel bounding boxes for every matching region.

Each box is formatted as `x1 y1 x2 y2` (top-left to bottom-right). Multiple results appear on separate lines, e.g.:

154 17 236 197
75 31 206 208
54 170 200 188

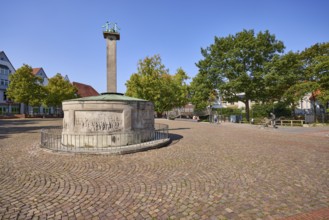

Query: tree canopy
283 42 329 118
44 73 78 109
189 71 217 110
264 51 303 104
6 64 45 113
192 29 285 121
125 55 189 115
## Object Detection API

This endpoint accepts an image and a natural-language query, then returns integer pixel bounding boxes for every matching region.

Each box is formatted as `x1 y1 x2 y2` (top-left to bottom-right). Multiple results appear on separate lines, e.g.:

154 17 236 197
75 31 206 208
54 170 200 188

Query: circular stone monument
51 23 170 154
61 93 155 148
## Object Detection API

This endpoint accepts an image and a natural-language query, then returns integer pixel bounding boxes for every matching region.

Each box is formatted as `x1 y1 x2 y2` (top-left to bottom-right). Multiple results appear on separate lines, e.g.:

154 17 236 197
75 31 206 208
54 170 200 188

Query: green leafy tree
44 73 78 113
251 102 291 118
125 55 189 115
171 68 189 109
6 64 45 114
190 71 217 110
305 43 329 113
264 52 303 103
263 51 304 115
195 29 285 121
283 42 329 120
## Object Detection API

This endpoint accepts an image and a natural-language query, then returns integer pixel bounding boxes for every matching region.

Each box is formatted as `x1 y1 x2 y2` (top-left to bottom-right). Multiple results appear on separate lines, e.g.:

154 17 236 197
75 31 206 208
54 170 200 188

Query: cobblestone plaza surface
0 119 328 220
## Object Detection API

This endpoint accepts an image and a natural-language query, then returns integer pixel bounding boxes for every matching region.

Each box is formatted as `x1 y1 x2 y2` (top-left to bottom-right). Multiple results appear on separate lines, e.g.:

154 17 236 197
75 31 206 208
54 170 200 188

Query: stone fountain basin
62 93 154 148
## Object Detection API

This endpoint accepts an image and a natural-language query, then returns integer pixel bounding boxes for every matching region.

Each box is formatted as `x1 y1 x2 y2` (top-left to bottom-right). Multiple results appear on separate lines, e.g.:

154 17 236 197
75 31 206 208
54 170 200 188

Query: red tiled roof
73 82 99 98
32 68 41 75
309 90 321 101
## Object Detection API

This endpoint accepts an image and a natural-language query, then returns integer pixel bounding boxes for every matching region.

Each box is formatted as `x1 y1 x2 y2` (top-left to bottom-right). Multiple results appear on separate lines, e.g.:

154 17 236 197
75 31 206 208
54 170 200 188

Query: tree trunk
313 99 317 123
245 99 250 122
325 105 328 123
24 102 29 115
156 112 163 118
291 104 296 119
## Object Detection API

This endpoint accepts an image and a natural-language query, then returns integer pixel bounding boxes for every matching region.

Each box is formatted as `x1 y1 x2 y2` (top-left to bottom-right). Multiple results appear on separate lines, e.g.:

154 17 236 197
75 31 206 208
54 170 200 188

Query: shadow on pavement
168 128 190 131
0 119 62 138
168 133 183 146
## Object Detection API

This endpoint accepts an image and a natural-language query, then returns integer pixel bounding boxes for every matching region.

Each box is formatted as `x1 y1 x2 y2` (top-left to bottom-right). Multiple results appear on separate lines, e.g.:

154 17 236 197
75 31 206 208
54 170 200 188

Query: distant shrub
251 102 291 118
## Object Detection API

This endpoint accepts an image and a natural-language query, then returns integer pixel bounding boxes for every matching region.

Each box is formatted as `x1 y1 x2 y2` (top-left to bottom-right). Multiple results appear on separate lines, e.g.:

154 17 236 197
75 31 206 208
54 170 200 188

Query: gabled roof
309 90 321 101
32 67 49 84
0 51 16 72
73 81 99 98
32 68 42 75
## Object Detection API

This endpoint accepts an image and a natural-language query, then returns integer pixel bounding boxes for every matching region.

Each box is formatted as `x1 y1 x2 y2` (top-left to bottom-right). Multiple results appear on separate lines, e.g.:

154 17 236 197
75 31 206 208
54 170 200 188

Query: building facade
27 67 53 115
1 51 101 117
0 51 22 115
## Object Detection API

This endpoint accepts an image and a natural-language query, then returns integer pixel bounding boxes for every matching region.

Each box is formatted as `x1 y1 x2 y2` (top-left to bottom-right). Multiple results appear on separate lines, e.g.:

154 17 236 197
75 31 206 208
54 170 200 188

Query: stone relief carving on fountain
75 111 123 132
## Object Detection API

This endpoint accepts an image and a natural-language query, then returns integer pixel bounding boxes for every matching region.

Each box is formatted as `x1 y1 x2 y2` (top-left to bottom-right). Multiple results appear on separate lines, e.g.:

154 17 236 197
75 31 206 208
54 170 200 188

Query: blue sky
1 0 328 93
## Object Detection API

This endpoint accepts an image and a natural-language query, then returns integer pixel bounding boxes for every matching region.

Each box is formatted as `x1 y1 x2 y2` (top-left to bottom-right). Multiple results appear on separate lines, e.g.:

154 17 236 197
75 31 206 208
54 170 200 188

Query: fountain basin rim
64 92 149 102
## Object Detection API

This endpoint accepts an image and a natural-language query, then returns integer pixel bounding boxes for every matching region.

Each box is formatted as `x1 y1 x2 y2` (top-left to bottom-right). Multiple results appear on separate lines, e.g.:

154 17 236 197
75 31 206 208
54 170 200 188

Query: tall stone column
103 32 120 93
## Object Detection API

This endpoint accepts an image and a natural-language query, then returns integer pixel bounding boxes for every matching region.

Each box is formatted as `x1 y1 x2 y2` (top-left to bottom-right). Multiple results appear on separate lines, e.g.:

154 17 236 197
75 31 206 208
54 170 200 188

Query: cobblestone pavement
0 118 328 220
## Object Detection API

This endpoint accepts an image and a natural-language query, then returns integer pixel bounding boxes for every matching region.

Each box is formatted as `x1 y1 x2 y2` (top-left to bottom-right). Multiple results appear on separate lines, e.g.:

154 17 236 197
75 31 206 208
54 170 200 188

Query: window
0 79 9 86
43 108 50 114
0 67 10 75
0 107 8 115
33 107 40 114
11 106 20 114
